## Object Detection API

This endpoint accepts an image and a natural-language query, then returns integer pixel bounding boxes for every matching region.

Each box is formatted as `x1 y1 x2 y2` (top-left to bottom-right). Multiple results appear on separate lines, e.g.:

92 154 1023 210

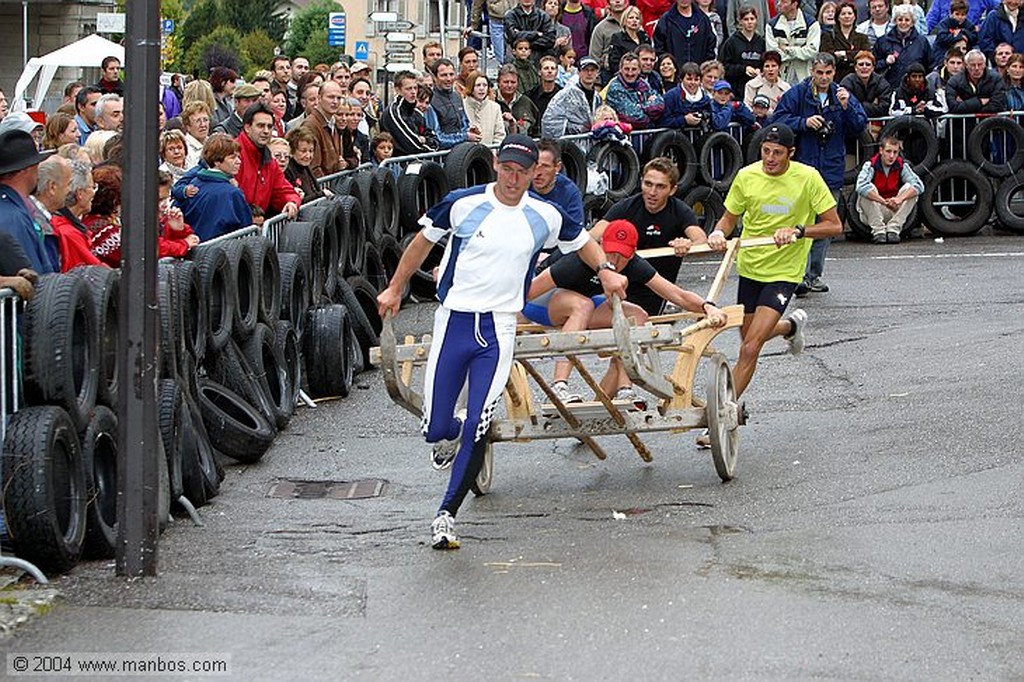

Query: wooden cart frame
373 237 776 492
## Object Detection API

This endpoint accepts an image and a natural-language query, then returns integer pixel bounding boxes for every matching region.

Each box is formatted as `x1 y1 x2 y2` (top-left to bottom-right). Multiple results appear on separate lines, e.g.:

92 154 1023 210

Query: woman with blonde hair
182 79 216 117
607 5 651 76
83 130 118 165
462 71 505 146
181 101 212 170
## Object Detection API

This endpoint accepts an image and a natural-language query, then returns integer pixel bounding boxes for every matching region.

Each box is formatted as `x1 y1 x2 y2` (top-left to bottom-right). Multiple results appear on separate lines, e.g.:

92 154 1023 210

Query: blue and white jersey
420 183 589 313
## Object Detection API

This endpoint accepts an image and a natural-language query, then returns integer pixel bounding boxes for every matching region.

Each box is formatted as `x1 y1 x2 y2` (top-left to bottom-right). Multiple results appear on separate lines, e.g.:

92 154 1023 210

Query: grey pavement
1 233 1023 681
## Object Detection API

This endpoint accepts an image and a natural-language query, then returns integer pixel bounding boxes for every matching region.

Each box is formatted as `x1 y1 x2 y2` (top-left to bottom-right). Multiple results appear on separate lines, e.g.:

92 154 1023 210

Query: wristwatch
793 224 806 239
596 262 616 272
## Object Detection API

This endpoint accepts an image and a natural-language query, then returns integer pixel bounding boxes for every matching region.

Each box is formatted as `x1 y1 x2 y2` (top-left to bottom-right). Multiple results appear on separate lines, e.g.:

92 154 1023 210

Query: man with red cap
524 219 726 403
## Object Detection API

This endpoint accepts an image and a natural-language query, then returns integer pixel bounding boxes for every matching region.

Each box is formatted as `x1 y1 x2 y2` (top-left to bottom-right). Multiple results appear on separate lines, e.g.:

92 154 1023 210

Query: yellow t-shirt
724 160 837 284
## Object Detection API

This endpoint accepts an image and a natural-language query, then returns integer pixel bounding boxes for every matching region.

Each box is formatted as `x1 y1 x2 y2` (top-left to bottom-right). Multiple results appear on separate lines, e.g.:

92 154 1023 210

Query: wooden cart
372 237 776 492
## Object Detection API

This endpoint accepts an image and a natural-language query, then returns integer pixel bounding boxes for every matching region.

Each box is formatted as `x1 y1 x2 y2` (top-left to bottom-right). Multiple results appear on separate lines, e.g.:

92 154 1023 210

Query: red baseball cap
602 220 638 259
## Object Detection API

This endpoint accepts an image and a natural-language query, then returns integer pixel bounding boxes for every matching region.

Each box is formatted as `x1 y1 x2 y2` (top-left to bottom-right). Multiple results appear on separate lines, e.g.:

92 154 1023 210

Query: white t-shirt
420 182 589 313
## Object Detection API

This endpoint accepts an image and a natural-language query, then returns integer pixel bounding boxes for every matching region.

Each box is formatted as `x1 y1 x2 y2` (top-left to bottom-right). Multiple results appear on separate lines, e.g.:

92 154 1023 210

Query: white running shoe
431 511 460 550
552 380 582 404
783 308 807 356
430 409 466 470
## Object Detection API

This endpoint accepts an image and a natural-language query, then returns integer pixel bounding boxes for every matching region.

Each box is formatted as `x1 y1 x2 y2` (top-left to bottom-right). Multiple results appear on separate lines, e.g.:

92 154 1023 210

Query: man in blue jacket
653 0 717 69
979 0 1024 60
0 131 56 274
771 52 867 296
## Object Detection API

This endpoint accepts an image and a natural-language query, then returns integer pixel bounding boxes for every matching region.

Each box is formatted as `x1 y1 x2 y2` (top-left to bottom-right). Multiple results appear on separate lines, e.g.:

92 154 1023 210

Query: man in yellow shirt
707 123 842 399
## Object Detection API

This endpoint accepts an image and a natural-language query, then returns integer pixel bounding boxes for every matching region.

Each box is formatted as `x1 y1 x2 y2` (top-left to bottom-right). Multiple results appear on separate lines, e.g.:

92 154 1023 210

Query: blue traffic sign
328 12 346 47
355 41 369 60
161 18 175 34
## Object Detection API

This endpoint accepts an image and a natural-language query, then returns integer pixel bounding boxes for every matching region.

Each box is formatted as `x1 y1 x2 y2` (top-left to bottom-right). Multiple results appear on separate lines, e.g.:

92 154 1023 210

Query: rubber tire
277 220 327 300
173 260 207 365
197 379 276 464
362 241 388 293
220 238 260 343
68 266 119 409
966 116 1024 178
157 263 181 379
398 161 448 235
587 140 641 202
645 130 699 191
402 232 447 302
206 338 279 434
273 320 301 421
341 275 383 366
877 116 939 172
242 322 292 430
22 273 99 432
697 131 744 193
1 406 86 574
919 160 994 236
159 377 191 507
844 130 879 186
245 236 282 326
994 174 1024 233
353 169 383 246
77 405 119 559
680 186 727 235
337 195 366 277
560 140 588 194
303 304 355 399
744 126 771 165
844 189 921 241
191 243 236 353
276 252 309 333
444 142 495 190
583 193 611 223
183 389 222 499
376 166 401 239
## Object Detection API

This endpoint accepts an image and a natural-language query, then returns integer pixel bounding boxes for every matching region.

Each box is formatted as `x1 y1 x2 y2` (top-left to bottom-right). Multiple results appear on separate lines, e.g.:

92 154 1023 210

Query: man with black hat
377 134 627 551
213 82 262 137
0 130 57 274
706 122 841 402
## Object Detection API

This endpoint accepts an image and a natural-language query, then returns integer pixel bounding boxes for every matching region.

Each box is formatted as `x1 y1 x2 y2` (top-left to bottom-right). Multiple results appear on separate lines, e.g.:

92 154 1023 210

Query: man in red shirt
235 102 300 219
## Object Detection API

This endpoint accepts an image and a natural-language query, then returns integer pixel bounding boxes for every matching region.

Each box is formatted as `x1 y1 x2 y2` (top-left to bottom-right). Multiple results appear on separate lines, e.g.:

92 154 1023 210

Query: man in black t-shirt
592 157 708 315
523 220 725 402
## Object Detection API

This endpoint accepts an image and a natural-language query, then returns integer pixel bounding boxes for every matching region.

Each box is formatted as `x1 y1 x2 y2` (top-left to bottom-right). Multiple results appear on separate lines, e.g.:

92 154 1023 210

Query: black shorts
737 276 798 315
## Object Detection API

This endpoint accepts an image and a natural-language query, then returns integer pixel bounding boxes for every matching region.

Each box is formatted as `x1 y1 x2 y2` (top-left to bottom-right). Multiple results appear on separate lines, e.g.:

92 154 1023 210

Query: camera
817 118 835 142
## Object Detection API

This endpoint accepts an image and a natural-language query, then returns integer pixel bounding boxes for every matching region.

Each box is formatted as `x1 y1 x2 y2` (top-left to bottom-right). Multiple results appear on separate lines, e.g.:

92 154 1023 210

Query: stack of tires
2 270 124 573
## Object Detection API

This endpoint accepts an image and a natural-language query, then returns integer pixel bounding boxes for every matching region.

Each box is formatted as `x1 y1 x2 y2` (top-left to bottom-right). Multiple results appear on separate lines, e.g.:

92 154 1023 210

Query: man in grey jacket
590 0 628 76
541 57 603 137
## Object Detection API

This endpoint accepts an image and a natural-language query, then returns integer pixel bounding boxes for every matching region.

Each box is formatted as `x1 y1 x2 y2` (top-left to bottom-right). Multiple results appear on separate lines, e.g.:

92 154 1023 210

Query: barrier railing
0 288 21 442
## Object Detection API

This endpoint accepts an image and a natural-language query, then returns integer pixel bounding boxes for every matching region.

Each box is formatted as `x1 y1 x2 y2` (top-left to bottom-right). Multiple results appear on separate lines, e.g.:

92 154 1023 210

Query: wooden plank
636 235 783 259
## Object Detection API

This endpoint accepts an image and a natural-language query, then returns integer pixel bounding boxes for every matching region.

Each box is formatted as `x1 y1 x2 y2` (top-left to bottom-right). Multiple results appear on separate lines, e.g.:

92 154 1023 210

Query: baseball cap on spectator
712 80 732 91
234 83 262 99
496 134 539 168
0 112 43 136
763 123 795 148
351 62 370 75
578 57 600 70
601 220 638 259
752 94 771 109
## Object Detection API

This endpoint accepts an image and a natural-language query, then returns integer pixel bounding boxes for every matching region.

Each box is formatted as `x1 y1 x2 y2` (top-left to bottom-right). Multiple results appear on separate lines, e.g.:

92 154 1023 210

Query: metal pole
117 0 161 577
22 0 27 73
438 0 447 57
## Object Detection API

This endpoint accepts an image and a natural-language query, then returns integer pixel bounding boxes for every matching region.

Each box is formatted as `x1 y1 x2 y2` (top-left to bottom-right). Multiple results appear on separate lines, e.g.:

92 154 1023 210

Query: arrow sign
369 11 398 22
385 62 414 72
385 42 415 53
385 53 415 63
384 20 415 31
384 31 415 43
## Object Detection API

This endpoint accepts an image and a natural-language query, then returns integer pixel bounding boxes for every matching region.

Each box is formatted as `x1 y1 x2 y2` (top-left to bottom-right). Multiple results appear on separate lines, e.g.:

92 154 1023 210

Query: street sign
385 62 414 72
385 53 415 63
96 12 126 33
162 18 175 34
383 20 415 31
385 42 415 53
354 41 369 61
369 11 398 23
384 31 415 43
327 12 347 48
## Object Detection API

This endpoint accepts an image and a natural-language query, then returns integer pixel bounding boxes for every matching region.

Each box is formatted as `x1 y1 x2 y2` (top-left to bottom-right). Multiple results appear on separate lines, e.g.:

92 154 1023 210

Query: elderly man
604 52 665 128
213 82 262 137
0 131 56 273
31 155 72 271
495 65 540 136
94 94 123 132
541 56 602 137
236 102 300 219
300 79 346 178
945 48 1007 113
767 0 822 84
287 81 321 132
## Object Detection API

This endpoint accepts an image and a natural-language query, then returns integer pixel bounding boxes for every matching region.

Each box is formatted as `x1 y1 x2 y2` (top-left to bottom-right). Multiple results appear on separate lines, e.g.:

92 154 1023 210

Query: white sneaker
783 308 807 356
614 386 638 401
552 380 582 404
431 511 460 550
430 409 466 470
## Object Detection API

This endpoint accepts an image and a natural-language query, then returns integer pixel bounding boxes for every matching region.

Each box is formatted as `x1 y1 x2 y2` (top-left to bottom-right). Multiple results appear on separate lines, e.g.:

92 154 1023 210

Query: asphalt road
2 233 1023 681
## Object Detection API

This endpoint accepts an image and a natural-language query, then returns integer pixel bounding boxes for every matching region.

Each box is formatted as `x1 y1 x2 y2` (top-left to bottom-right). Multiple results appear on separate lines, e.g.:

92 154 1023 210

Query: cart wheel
471 441 494 496
706 353 739 482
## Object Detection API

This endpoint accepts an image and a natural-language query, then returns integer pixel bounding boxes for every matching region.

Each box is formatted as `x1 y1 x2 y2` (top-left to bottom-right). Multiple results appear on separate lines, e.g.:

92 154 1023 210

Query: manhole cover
267 479 386 500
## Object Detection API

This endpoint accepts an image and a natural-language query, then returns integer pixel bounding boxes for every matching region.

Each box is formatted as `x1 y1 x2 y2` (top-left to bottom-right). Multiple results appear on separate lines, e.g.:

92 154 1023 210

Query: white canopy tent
12 34 125 111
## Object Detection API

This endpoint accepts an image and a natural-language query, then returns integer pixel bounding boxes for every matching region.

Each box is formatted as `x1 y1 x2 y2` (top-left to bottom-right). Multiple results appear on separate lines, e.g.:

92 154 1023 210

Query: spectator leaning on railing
173 134 252 241
945 48 1007 113
541 56 603 136
235 102 300 220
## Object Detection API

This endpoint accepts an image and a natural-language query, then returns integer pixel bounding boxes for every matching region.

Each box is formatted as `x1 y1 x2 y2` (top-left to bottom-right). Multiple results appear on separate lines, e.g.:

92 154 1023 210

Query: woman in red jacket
51 159 105 271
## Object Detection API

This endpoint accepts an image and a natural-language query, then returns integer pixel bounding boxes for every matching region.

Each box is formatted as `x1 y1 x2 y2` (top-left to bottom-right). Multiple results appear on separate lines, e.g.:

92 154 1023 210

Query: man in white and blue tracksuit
377 135 627 550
